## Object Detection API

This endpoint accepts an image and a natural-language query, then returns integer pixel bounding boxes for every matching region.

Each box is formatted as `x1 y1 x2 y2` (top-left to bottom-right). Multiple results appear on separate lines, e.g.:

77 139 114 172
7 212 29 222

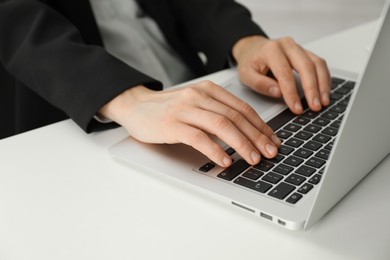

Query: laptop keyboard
199 77 355 205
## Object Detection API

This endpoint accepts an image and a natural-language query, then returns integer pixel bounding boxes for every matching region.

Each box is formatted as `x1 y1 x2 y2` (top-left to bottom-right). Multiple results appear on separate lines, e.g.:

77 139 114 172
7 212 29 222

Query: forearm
0 0 162 132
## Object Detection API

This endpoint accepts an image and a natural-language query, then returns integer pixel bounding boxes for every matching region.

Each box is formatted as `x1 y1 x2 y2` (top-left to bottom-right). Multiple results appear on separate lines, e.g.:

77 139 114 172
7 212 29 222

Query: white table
1 21 389 260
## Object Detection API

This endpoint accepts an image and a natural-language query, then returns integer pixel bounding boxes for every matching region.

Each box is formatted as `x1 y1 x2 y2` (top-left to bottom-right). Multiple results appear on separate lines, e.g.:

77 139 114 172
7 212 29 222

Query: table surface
1 21 389 260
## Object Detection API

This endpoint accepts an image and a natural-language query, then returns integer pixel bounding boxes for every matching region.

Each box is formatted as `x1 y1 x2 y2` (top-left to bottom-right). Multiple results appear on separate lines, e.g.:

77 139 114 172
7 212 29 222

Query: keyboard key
285 174 306 186
330 120 342 129
242 168 263 180
331 82 339 90
284 156 304 167
331 77 346 85
284 123 302 132
295 165 316 177
273 164 294 175
267 109 296 131
321 127 338 136
303 141 322 151
330 105 346 114
330 92 343 101
315 149 330 160
298 183 314 194
253 160 274 172
304 124 321 133
262 172 284 184
234 177 272 193
339 97 350 107
277 129 293 139
217 159 250 181
324 142 334 151
322 112 338 120
308 174 322 185
306 157 326 169
199 162 215 172
279 145 294 155
294 148 314 159
265 154 285 164
286 193 303 204
343 81 355 89
328 98 338 107
313 134 332 144
285 138 304 148
302 111 319 119
225 147 236 156
294 130 313 141
293 117 310 126
269 182 295 200
336 86 352 95
313 118 331 127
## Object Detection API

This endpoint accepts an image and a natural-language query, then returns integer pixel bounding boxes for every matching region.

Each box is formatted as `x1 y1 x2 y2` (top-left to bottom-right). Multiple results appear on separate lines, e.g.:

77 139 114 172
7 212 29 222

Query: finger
184 108 265 165
196 97 280 157
199 82 281 146
306 50 331 106
281 40 322 111
262 42 303 114
176 124 232 167
238 65 282 98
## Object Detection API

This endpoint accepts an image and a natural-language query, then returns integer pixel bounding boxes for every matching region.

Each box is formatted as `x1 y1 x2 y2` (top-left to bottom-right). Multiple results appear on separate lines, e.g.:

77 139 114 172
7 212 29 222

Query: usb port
260 212 273 221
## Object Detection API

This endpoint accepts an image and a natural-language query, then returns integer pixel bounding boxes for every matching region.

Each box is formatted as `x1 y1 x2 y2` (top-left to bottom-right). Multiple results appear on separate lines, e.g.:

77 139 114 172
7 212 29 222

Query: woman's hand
99 81 281 167
232 35 331 114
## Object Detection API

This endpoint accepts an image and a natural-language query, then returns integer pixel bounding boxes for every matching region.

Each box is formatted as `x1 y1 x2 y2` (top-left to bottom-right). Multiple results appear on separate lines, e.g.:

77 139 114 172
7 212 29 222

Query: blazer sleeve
0 0 162 133
167 0 267 71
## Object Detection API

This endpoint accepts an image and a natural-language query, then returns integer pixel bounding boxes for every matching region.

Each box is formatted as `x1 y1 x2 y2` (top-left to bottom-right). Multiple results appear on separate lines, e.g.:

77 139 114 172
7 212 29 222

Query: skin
99 35 331 168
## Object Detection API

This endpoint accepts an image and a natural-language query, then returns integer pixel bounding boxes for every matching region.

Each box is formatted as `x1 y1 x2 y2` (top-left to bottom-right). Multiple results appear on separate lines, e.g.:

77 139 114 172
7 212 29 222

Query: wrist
98 85 151 123
232 35 269 63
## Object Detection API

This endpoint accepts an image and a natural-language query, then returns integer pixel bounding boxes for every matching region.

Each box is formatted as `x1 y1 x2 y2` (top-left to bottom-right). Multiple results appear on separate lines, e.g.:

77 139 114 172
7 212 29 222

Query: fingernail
266 144 277 156
251 151 260 163
271 134 282 146
223 156 231 167
322 93 330 105
294 101 303 113
313 97 321 108
269 86 280 97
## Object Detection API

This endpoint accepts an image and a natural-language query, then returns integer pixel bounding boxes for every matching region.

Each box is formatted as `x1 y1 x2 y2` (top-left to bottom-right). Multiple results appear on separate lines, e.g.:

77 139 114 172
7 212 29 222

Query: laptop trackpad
222 76 287 122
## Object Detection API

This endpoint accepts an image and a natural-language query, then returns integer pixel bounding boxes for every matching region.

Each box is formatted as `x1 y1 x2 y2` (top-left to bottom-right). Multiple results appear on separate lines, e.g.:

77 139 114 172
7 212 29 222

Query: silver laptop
109 1 390 230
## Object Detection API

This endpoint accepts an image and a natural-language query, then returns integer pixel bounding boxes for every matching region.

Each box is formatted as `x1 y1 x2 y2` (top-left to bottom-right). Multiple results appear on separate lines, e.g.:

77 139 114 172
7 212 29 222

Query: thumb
239 67 282 98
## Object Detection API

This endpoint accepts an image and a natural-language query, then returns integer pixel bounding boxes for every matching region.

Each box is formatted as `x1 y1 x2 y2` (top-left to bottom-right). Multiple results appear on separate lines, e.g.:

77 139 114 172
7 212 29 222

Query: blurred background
237 0 385 43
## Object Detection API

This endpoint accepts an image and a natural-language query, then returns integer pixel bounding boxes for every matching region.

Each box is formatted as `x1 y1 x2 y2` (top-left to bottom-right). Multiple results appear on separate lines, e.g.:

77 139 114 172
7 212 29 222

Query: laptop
109 1 390 231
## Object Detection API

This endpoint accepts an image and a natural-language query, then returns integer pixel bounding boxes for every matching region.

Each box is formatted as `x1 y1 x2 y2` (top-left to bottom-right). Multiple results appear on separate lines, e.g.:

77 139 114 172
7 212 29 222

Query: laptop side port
231 201 255 213
278 219 286 226
260 212 273 221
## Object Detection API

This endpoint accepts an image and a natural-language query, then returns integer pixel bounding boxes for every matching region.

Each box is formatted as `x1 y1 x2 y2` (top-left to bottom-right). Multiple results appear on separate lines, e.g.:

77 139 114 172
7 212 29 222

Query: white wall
236 0 385 43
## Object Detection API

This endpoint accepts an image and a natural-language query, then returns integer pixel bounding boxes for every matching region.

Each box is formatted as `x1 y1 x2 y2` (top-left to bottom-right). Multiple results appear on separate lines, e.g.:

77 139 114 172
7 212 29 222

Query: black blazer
0 0 265 139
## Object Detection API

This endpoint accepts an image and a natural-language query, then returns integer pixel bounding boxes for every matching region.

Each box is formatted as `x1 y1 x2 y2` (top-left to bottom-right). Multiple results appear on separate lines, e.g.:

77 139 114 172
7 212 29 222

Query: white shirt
89 0 195 87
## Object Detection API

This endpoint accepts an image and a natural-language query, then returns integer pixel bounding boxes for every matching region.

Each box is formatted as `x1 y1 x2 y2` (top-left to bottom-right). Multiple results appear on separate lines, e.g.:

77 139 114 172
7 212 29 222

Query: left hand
232 35 331 114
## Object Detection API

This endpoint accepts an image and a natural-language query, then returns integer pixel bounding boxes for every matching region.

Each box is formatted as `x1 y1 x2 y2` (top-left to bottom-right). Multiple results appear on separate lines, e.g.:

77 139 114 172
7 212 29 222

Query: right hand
99 81 281 167
232 35 331 114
